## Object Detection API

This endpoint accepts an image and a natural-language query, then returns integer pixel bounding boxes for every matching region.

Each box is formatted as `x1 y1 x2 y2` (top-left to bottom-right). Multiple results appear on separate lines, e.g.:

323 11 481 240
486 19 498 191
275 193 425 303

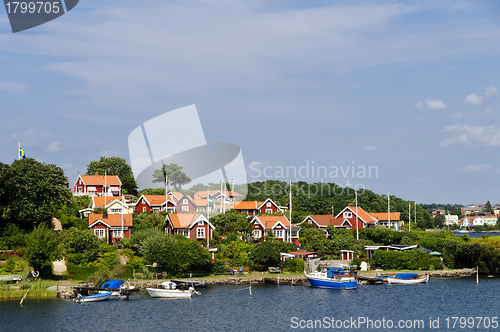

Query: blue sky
0 0 499 204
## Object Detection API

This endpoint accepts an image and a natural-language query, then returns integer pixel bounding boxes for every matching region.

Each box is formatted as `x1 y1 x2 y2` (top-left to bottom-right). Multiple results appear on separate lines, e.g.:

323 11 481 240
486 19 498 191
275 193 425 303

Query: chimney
103 210 108 219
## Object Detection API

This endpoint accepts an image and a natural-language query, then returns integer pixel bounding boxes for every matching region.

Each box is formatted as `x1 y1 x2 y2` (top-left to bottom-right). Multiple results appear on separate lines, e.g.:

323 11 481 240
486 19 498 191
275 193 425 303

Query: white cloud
440 124 500 147
364 146 376 152
8 116 25 129
464 86 498 107
416 99 450 111
0 81 28 93
46 141 62 152
458 164 491 173
449 113 462 119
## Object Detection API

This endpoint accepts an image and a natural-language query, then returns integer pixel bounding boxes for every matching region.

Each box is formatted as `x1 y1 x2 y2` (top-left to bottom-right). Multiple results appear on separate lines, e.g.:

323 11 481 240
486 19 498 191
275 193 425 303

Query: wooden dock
263 277 306 286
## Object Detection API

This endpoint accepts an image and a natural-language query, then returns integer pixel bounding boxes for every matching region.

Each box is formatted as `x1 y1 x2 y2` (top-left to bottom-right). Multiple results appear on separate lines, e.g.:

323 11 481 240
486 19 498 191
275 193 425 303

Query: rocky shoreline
57 268 478 298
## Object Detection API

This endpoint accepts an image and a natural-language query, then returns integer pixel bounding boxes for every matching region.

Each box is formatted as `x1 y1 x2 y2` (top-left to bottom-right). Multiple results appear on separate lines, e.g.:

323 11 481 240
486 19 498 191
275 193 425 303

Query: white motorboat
146 281 200 298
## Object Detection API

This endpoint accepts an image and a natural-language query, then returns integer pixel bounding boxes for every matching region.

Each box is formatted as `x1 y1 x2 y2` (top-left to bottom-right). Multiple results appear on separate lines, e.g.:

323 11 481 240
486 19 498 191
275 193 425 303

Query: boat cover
394 273 419 280
101 280 124 288
327 267 345 278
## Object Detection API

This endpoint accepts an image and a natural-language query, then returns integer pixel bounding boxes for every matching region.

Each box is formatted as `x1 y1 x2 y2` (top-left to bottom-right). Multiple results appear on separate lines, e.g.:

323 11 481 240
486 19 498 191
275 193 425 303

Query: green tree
152 163 191 190
164 235 211 276
210 209 252 235
24 224 60 278
485 201 494 214
1 158 72 231
59 227 101 266
86 156 138 195
138 228 169 265
134 211 167 229
249 241 281 268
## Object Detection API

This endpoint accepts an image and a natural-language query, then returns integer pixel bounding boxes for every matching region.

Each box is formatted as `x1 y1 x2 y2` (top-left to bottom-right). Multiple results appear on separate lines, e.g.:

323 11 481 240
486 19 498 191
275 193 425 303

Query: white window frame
273 230 283 238
182 206 189 212
266 202 272 207
292 230 298 237
197 227 205 239
94 229 105 238
113 230 123 238
343 212 352 218
110 208 122 214
252 230 262 239
183 199 188 205
177 229 188 237
142 207 147 212
265 209 273 214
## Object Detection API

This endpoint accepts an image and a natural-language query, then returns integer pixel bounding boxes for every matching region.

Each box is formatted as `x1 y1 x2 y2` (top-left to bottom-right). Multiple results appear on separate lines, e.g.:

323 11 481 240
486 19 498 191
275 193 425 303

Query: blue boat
305 267 358 289
74 292 113 303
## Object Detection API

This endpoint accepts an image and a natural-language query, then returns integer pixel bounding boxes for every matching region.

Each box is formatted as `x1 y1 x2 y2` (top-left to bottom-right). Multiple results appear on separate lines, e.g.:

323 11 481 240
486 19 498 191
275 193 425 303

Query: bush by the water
371 249 443 270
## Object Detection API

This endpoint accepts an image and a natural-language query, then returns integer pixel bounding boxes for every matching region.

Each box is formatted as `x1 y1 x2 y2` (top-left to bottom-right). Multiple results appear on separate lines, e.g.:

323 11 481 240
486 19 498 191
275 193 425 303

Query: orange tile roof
235 201 264 210
168 191 184 201
92 196 126 208
254 216 298 229
370 212 401 221
142 195 174 206
80 174 122 186
307 215 342 227
346 206 378 223
168 214 202 229
88 214 133 227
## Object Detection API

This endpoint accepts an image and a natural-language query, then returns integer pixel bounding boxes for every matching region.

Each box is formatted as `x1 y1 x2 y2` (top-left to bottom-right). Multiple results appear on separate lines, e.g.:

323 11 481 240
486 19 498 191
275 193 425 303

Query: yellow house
79 196 134 217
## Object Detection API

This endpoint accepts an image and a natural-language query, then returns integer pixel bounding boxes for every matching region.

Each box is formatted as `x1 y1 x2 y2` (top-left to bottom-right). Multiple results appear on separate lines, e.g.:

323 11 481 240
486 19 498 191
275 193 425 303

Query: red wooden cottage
299 215 352 235
234 198 286 216
134 195 176 213
334 206 378 230
250 215 299 243
165 213 215 240
74 173 122 197
88 212 133 244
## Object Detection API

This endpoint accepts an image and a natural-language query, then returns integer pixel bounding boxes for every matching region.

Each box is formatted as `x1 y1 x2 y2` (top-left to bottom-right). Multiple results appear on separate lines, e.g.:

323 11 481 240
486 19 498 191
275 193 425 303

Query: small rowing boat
387 273 429 284
74 292 112 303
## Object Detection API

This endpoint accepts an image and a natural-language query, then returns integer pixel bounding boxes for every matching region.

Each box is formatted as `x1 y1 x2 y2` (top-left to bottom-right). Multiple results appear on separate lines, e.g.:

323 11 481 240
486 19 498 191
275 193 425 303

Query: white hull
146 287 196 298
387 275 429 284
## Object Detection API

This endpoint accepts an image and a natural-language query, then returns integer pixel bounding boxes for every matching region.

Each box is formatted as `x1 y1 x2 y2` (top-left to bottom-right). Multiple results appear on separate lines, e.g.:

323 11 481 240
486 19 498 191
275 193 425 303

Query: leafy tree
249 241 281 268
138 228 169 265
164 235 211 276
1 158 72 231
152 163 191 190
485 201 494 214
86 156 138 195
134 211 167 229
434 214 446 228
24 224 60 278
210 209 252 235
59 227 101 266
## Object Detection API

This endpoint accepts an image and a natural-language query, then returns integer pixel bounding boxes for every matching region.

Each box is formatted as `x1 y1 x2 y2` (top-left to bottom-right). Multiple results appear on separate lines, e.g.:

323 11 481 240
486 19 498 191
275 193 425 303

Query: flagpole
414 201 416 228
121 195 124 242
289 180 292 243
220 177 223 213
356 191 359 240
18 142 20 160
387 193 390 228
104 171 107 197
207 190 210 248
409 202 411 231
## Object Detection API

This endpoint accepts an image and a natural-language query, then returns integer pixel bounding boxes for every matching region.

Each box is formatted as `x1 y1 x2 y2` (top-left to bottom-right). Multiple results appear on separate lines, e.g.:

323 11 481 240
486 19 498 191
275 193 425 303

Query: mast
18 142 20 160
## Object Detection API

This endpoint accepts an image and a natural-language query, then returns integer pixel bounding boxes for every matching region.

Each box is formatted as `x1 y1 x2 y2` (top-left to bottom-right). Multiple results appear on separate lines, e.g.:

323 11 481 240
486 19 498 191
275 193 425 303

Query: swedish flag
208 195 214 207
19 147 26 159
